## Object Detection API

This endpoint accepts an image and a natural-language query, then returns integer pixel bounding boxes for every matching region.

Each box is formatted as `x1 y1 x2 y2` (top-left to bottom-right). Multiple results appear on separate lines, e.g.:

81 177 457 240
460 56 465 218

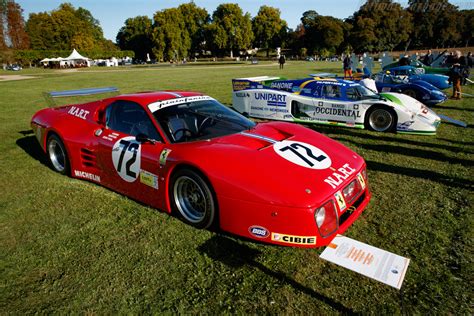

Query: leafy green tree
178 2 209 57
116 16 153 60
0 0 6 49
348 0 412 52
300 11 345 55
152 8 190 61
252 5 288 56
408 0 462 48
460 10 474 47
206 3 253 57
25 3 111 51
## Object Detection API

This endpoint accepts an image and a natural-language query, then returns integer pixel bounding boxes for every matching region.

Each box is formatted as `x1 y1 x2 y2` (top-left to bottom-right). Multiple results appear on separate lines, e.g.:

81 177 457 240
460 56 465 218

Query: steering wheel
197 116 215 134
172 128 195 141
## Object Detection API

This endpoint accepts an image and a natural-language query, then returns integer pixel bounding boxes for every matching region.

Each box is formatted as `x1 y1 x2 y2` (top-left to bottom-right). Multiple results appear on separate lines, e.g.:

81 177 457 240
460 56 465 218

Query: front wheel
46 134 70 175
402 89 417 99
169 168 217 229
365 106 397 132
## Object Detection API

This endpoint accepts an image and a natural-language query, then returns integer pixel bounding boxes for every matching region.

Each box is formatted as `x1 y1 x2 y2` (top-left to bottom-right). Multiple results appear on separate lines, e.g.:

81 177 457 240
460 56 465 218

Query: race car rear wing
43 86 119 107
232 76 284 91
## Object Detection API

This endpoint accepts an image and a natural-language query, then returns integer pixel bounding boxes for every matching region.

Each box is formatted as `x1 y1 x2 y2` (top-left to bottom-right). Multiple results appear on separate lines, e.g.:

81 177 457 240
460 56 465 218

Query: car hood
176 122 366 208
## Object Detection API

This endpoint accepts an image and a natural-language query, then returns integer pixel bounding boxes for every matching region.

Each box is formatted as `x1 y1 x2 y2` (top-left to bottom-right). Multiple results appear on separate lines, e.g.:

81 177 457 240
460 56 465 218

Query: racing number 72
117 139 139 177
279 143 326 167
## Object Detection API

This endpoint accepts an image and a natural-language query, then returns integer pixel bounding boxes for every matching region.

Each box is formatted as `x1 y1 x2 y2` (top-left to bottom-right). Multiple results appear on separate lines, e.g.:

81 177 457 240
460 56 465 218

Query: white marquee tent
40 49 91 67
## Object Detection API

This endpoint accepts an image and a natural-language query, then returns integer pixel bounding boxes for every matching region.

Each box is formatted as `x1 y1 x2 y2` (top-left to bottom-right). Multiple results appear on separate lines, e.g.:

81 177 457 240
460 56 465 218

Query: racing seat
167 115 198 142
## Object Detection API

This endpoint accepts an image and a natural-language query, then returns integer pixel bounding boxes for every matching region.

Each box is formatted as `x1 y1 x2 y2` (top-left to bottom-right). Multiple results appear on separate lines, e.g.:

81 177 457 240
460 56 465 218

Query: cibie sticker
112 136 141 182
273 140 331 169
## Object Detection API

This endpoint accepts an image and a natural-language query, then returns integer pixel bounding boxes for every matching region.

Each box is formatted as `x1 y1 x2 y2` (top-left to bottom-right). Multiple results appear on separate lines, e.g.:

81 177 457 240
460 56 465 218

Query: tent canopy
65 49 89 60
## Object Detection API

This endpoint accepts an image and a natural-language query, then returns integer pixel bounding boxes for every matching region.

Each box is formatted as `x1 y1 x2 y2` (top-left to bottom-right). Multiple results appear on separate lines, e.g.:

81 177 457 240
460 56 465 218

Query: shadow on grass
340 137 474 167
198 235 355 314
16 134 50 168
367 160 474 190
310 125 473 153
432 105 474 112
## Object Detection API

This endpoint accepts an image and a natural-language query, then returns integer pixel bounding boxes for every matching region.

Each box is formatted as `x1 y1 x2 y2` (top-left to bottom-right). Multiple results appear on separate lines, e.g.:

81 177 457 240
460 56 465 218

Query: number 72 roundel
112 136 142 182
273 140 332 170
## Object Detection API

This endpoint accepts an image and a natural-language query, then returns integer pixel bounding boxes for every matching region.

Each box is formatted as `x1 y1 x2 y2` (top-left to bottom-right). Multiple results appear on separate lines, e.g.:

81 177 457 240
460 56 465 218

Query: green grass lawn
1 61 472 314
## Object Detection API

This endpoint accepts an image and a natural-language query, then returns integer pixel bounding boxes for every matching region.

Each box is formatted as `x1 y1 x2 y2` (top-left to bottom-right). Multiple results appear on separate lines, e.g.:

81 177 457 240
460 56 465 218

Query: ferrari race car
232 76 441 135
374 73 447 106
384 66 451 90
31 88 371 248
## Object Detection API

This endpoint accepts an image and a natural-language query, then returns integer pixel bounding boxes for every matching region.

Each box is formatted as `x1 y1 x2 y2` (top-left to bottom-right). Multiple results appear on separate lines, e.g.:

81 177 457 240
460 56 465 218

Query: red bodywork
31 91 371 248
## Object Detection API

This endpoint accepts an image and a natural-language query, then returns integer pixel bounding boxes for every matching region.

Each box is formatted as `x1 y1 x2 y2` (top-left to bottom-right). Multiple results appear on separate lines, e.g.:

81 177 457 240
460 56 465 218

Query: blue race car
374 73 447 106
384 66 451 90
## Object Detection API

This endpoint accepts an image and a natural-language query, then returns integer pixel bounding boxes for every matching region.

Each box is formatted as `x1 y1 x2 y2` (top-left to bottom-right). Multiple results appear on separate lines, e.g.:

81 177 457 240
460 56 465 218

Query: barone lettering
270 82 293 90
74 170 100 182
324 163 356 189
271 233 317 245
68 106 89 120
254 93 286 102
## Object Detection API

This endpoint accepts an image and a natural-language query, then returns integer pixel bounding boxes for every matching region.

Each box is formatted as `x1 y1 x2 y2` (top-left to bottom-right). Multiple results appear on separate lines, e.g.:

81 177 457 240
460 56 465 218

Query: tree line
1 0 473 64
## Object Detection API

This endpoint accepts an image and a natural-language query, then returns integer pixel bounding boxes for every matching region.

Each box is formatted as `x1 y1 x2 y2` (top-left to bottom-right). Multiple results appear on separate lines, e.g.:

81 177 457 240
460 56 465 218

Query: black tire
169 168 217 229
46 133 70 175
364 106 397 132
402 89 418 99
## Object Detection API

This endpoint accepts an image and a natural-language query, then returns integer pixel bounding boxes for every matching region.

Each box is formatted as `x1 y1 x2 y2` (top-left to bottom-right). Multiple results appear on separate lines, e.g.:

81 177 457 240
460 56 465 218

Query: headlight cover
315 200 338 238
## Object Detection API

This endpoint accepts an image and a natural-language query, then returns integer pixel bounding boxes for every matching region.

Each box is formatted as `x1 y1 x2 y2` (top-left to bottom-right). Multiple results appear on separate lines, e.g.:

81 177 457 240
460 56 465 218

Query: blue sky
17 0 470 42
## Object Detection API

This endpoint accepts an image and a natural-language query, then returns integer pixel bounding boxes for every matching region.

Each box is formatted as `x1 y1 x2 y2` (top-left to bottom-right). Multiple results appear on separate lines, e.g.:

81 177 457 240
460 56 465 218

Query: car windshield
151 98 255 143
346 85 381 100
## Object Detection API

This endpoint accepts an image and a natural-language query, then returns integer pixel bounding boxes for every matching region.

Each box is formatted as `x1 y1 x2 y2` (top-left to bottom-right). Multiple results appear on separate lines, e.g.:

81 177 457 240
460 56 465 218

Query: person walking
279 55 285 69
343 54 352 79
447 62 463 100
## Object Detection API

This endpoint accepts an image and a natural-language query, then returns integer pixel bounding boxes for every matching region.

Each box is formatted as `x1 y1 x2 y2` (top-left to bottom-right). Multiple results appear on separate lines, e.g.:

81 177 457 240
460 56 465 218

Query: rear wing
43 86 119 107
232 76 284 91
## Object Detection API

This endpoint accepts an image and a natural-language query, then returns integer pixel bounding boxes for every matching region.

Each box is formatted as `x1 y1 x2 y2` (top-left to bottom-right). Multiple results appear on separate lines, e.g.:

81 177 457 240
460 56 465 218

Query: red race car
31 88 371 248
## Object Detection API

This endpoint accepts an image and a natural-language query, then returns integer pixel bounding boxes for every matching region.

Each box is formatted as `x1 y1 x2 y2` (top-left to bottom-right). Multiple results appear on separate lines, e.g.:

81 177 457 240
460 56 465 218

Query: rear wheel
365 106 397 132
169 168 217 229
46 134 69 175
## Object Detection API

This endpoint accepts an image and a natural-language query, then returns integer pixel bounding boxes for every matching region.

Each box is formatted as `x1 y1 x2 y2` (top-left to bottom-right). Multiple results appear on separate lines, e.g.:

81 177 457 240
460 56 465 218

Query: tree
252 5 287 56
460 10 474 47
0 0 6 49
299 10 345 55
348 0 412 52
206 3 253 57
152 8 190 61
408 0 462 48
25 3 111 51
116 16 153 60
178 2 209 57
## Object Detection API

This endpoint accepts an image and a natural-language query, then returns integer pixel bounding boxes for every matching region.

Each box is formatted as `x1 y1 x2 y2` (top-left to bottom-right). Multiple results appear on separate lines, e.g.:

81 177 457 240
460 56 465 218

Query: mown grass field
1 61 472 314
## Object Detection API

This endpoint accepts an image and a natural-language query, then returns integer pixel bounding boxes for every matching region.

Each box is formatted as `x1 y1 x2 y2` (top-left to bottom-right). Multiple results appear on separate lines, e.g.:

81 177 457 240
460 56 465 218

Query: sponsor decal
74 170 100 182
397 121 414 131
112 136 141 182
271 233 317 245
353 104 359 110
273 140 331 170
232 80 251 91
254 92 287 107
248 226 269 238
311 106 361 120
235 92 249 98
335 191 347 211
324 163 357 189
159 148 172 166
331 104 346 109
270 81 293 90
318 101 323 106
68 106 89 120
357 173 366 190
148 96 213 112
140 170 159 189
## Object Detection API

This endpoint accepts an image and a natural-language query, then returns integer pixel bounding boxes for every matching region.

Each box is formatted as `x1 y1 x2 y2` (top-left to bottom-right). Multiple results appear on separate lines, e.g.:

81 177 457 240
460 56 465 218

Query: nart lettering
324 163 356 189
68 106 89 120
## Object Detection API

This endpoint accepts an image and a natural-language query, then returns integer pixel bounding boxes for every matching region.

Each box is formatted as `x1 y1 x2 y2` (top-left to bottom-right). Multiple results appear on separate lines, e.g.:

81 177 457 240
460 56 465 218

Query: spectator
423 50 433 65
467 52 473 68
447 62 463 100
399 55 410 66
279 55 285 69
343 54 352 78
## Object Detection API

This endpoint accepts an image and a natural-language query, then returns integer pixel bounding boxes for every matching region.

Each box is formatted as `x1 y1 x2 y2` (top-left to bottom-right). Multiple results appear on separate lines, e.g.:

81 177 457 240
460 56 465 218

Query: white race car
232 76 441 135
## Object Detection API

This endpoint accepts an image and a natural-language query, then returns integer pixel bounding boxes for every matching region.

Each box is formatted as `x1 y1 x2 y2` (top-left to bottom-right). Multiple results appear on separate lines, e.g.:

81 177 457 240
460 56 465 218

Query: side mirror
136 133 156 144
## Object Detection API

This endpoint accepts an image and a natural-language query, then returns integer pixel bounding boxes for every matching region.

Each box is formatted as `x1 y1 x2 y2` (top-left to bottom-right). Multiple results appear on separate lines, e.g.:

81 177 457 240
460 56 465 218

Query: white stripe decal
240 132 277 144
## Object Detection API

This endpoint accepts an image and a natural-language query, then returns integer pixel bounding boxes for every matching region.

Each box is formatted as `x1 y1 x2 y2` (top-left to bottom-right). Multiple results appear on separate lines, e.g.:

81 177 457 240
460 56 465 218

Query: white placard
320 235 410 289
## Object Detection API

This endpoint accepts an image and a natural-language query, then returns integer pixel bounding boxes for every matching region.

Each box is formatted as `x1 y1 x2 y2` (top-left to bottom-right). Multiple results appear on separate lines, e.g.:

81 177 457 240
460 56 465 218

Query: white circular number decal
112 136 141 182
273 140 331 169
